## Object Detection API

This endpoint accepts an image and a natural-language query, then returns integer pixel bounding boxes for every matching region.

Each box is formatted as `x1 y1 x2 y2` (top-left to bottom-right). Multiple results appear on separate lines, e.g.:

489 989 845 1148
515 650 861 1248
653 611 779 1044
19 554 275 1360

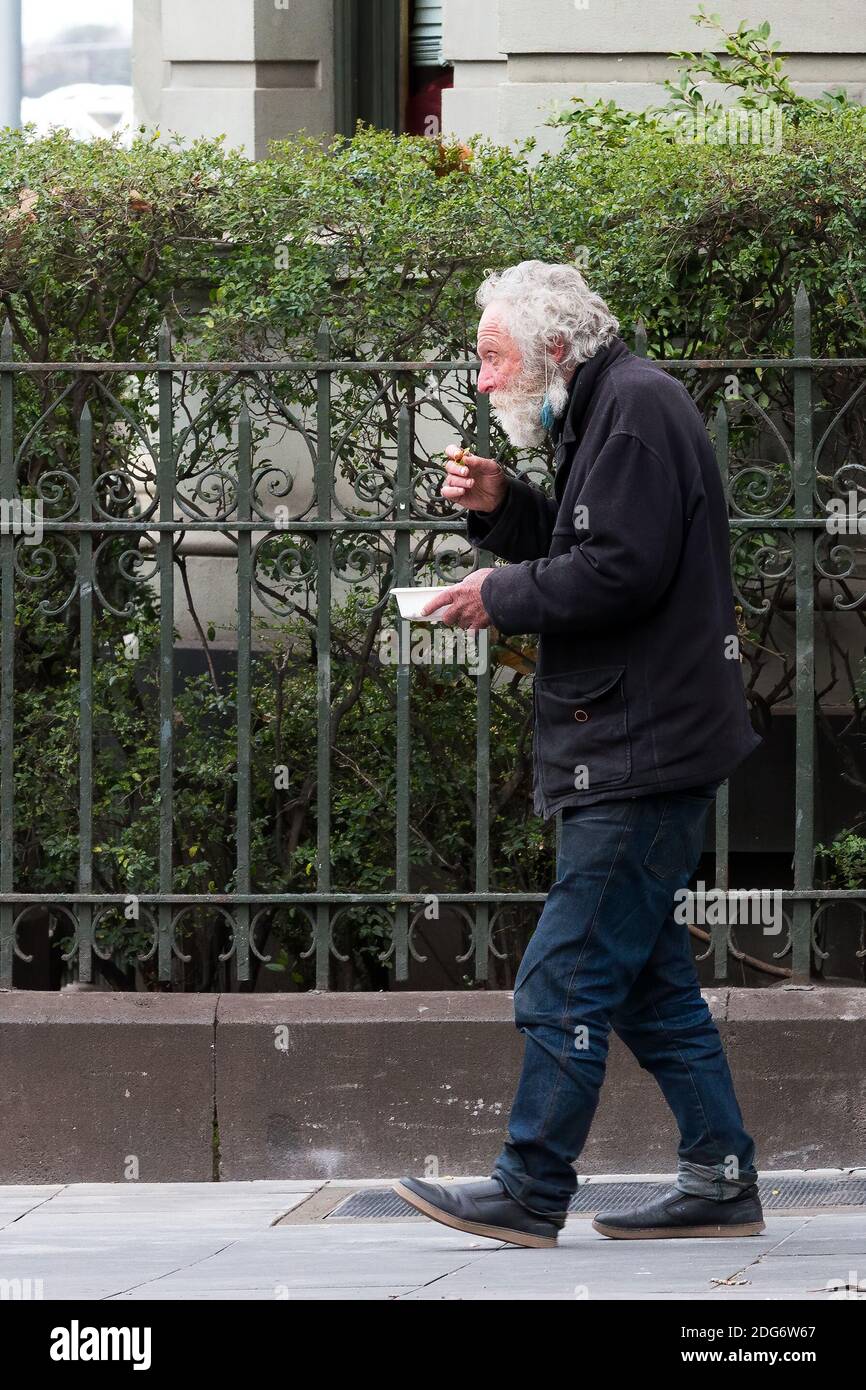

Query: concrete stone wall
1 988 863 1181
443 0 866 150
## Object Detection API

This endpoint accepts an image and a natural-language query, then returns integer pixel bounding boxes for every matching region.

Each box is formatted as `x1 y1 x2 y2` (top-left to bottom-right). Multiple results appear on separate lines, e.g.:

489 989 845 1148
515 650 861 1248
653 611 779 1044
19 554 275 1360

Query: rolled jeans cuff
675 1159 759 1201
493 1167 570 1222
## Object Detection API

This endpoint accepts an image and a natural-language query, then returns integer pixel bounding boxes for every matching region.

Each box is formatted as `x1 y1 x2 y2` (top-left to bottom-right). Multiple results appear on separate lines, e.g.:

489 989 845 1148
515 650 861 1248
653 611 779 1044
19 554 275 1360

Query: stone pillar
133 0 337 157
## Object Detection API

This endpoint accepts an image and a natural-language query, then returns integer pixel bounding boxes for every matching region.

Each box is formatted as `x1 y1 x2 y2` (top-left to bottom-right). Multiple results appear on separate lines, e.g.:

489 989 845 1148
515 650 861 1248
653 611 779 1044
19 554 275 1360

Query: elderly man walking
394 261 763 1249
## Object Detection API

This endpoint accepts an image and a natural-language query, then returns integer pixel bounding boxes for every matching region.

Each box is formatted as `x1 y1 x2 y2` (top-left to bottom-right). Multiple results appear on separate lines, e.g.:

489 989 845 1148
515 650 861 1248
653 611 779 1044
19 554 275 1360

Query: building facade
134 0 866 155
443 0 866 151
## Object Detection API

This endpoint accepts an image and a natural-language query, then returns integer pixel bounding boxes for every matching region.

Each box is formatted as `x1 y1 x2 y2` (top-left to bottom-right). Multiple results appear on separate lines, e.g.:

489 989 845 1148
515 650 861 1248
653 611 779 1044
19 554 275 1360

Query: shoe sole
393 1182 558 1249
592 1217 765 1240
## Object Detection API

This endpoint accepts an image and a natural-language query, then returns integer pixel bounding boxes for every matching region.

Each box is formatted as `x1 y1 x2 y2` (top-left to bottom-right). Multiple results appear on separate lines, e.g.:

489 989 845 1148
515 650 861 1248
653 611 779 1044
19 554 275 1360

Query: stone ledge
0 990 217 1024
726 985 866 1021
1 989 863 1181
215 990 517 1024
0 992 216 1183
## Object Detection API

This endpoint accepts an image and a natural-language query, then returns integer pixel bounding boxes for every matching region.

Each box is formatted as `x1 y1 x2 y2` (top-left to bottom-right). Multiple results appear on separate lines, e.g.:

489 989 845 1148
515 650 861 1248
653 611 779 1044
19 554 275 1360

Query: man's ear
550 337 567 364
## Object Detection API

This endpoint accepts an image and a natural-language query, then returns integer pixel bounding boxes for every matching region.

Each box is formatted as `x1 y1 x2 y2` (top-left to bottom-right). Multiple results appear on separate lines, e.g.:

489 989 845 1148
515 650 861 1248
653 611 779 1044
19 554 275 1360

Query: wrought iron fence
1 286 864 991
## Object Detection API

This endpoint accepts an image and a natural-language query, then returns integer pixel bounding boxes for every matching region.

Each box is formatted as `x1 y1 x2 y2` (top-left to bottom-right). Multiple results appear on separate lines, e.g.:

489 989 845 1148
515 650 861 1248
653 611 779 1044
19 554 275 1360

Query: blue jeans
493 784 758 1219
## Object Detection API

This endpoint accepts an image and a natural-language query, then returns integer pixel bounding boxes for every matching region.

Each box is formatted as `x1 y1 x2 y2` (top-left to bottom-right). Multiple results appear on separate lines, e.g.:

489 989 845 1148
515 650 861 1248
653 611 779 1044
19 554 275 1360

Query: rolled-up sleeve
478 433 683 635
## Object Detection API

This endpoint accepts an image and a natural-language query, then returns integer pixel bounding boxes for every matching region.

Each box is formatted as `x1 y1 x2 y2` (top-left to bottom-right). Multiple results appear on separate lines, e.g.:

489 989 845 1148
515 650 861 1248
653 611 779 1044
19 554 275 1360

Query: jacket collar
552 336 631 449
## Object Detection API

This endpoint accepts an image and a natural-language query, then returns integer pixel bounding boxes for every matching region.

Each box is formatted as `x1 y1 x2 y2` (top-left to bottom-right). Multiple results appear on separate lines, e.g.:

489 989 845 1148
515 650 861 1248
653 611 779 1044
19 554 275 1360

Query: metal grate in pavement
568 1177 866 1213
326 1177 866 1220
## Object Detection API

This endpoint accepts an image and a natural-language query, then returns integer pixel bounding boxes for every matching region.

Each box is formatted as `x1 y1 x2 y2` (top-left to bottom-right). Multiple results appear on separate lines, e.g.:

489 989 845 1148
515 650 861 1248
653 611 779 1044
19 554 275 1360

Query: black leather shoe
593 1184 765 1239
394 1176 564 1248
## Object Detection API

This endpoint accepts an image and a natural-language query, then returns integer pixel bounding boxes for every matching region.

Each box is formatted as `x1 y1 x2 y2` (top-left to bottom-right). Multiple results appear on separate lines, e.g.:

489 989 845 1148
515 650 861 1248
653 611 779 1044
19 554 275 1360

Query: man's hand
441 444 507 513
420 567 495 630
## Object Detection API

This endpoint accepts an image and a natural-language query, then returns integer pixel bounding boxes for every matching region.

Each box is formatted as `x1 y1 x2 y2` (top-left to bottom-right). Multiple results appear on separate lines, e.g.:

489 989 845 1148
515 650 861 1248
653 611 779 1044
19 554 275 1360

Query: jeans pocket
643 796 712 882
534 665 631 800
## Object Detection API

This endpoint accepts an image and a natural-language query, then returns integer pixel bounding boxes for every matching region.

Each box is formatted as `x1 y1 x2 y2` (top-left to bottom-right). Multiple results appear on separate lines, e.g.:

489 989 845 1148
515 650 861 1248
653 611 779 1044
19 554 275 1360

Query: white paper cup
390 587 452 621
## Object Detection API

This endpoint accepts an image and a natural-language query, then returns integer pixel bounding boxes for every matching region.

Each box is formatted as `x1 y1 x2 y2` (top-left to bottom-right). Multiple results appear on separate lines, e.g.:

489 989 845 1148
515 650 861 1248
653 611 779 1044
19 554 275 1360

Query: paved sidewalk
1 1177 865 1301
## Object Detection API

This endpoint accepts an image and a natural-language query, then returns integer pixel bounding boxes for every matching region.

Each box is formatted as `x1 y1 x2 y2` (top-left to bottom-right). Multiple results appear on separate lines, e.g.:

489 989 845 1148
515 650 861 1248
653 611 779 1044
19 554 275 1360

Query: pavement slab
0 1180 863 1301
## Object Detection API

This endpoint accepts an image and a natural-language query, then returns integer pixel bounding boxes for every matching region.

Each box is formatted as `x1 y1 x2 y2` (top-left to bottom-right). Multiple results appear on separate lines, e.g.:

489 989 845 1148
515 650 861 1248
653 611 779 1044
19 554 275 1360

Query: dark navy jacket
467 336 762 821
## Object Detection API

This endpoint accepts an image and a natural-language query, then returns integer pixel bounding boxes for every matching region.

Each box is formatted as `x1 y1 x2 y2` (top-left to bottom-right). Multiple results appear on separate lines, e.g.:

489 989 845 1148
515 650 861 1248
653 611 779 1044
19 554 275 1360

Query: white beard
489 370 570 448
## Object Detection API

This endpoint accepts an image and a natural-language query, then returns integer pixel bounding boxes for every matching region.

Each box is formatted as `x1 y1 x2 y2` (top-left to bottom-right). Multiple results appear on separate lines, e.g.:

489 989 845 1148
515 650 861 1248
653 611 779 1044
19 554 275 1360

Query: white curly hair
475 260 620 372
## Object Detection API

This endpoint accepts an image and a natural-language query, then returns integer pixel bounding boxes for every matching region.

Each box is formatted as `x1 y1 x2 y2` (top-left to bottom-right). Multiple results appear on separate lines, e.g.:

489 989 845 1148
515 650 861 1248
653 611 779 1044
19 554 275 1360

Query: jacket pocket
534 666 631 801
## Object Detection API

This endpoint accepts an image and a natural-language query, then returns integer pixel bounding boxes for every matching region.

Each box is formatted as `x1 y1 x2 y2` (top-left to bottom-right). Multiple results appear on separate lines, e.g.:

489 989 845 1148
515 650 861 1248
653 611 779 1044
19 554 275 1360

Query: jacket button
574 709 589 722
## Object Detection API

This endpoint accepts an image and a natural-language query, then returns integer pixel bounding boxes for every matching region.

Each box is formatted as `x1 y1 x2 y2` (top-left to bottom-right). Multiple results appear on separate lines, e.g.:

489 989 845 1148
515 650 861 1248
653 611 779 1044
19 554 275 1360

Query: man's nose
477 364 495 394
